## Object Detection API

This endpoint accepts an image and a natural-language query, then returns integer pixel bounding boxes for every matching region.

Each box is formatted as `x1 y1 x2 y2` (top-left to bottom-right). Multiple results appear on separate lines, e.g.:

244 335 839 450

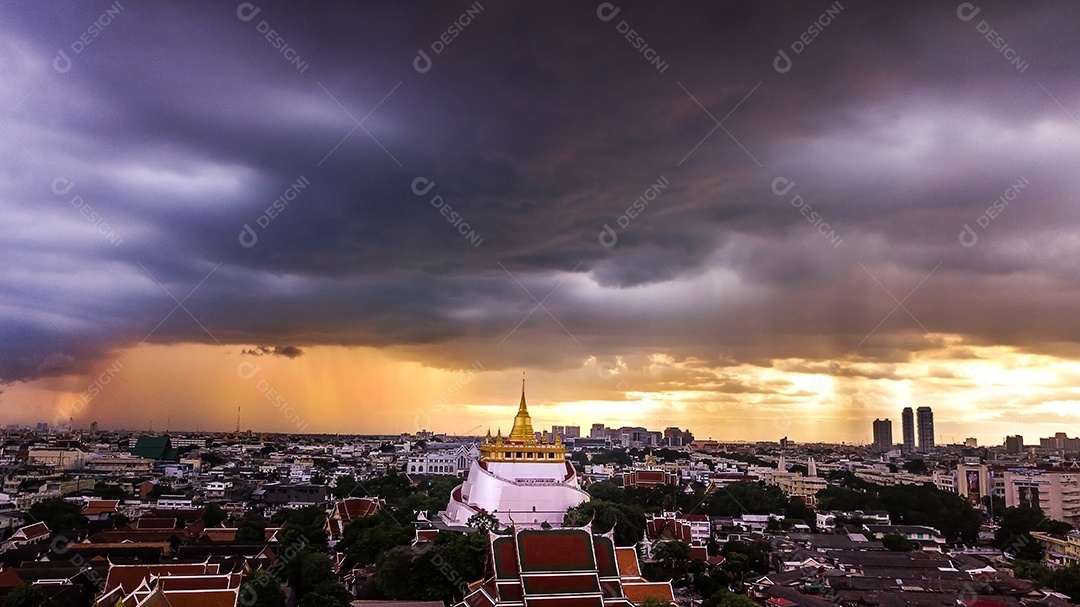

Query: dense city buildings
1041 432 1080 452
2 409 1080 606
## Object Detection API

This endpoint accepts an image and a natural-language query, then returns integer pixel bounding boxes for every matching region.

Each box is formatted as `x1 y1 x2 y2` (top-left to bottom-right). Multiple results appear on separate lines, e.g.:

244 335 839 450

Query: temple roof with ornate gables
456 525 674 607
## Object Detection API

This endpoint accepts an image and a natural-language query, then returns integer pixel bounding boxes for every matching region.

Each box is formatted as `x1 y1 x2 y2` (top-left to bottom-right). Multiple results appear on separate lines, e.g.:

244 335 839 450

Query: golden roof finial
509 372 535 443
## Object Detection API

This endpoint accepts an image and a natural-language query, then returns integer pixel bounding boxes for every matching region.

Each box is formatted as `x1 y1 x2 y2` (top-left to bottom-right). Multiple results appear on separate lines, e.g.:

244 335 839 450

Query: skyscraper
901 407 915 454
872 419 893 451
917 406 934 453
1005 435 1024 453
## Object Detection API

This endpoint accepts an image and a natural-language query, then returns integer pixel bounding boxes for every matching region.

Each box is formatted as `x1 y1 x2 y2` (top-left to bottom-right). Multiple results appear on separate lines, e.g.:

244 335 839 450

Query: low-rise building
1030 530 1080 567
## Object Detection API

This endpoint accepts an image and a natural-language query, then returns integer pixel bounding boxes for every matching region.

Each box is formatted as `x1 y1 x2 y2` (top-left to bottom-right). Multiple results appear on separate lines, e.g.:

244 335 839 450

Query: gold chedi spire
508 372 536 444
478 374 565 462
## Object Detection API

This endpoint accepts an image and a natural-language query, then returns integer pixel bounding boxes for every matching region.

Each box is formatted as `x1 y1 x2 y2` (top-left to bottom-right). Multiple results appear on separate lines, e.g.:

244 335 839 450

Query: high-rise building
965 437 978 448
551 425 566 439
564 426 581 439
901 408 915 453
590 423 606 438
1040 433 1080 452
916 406 934 453
872 419 893 451
1005 435 1024 453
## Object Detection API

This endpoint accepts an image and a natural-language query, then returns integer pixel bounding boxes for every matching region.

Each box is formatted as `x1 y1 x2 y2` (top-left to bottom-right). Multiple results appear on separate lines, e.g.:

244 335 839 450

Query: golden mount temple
439 377 590 528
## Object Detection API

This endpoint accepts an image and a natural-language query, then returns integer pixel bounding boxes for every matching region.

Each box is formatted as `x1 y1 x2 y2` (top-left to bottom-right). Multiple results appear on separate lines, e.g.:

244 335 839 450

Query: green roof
129 435 177 461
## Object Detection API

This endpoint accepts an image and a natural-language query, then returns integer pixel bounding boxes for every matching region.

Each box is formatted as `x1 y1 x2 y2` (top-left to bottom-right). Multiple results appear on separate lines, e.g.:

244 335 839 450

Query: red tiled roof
162 589 239 607
13 521 50 541
200 529 239 542
493 536 520 579
614 547 641 579
521 573 601 595
497 581 523 602
156 573 242 591
415 529 439 543
522 596 604 607
0 569 24 589
644 518 690 543
104 563 218 593
623 582 674 605
135 517 178 530
517 529 595 572
335 497 381 522
83 499 122 516
466 587 496 607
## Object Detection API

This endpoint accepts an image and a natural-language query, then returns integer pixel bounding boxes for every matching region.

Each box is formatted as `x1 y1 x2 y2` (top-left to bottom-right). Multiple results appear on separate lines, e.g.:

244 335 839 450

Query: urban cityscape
3 2 1080 607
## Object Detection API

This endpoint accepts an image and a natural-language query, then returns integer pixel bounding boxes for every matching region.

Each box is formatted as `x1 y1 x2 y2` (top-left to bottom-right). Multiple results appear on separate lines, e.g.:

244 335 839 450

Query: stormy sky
2 1 1080 443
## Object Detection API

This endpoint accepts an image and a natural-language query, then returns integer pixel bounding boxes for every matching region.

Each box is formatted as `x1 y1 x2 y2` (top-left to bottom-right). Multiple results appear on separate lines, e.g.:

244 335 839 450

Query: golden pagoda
478 375 566 463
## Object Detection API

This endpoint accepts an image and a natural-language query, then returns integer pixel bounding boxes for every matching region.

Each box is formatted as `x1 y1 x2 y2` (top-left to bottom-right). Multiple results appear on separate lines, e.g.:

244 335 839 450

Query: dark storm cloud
1 1 1079 382
241 345 303 358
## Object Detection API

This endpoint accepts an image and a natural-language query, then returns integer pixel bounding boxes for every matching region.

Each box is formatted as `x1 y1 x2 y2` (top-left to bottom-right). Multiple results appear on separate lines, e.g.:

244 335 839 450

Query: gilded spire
508 372 535 443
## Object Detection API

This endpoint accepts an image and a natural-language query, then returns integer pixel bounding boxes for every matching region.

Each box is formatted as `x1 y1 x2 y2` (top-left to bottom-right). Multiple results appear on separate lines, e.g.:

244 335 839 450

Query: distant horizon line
2 422 1060 448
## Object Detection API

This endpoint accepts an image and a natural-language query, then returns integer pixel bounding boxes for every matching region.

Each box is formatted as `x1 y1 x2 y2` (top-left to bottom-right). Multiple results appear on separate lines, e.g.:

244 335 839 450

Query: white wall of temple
441 459 589 527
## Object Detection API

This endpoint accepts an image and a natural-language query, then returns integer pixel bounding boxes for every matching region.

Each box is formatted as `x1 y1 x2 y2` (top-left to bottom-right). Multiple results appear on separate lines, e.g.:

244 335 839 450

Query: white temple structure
439 377 590 528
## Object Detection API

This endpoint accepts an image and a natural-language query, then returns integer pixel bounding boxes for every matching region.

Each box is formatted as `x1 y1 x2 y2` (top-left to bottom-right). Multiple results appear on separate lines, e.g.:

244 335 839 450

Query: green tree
3 583 52 607
994 505 1072 560
333 475 358 498
717 594 758 607
653 541 691 577
467 511 500 533
240 571 286 607
300 580 353 607
273 505 329 547
92 484 129 499
28 498 86 531
563 500 645 546
881 533 914 551
203 503 228 528
701 482 787 516
784 497 814 523
236 513 268 542
903 459 928 474
722 552 748 577
283 550 337 599
340 513 413 570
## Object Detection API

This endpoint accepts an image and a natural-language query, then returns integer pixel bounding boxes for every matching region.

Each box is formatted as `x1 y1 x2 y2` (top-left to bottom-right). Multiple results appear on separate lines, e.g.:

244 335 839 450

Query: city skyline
3 4 1080 443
